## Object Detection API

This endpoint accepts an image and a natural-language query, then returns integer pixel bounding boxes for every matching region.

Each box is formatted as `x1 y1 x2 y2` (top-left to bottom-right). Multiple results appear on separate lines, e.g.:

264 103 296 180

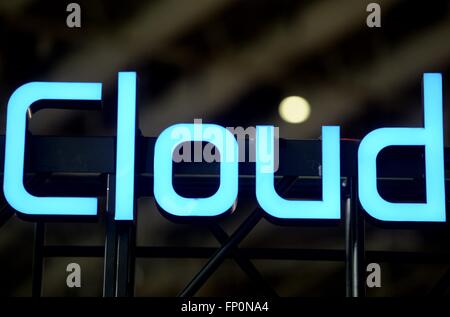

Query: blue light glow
255 125 341 219
153 123 239 217
114 72 137 220
358 73 446 222
3 82 102 216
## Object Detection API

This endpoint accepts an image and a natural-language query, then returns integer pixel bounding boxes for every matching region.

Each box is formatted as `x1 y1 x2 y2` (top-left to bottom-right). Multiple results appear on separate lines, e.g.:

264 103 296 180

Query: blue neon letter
256 126 341 219
358 73 446 222
3 82 102 215
154 123 238 217
114 72 137 220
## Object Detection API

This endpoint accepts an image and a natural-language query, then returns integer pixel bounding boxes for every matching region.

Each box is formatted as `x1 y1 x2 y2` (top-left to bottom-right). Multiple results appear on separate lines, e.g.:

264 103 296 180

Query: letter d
358 73 445 222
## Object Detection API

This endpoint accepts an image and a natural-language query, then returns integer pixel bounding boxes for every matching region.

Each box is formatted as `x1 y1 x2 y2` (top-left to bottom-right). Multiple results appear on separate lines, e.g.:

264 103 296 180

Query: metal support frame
32 222 45 297
0 135 448 296
345 177 365 297
37 245 450 263
103 174 136 297
103 174 117 297
115 221 136 297
208 223 278 297
178 176 297 297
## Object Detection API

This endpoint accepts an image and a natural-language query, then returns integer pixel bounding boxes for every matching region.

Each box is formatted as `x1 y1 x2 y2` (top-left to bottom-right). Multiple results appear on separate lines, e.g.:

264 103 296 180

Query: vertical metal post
32 222 45 297
345 177 365 297
103 173 136 297
103 174 117 297
115 221 136 297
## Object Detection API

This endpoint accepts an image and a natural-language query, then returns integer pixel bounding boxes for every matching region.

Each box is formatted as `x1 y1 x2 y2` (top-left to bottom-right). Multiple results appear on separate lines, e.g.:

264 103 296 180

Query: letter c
3 82 102 216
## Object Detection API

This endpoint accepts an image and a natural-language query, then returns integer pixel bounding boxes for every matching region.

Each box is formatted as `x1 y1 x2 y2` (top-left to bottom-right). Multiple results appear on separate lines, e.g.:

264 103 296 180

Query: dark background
1 0 450 297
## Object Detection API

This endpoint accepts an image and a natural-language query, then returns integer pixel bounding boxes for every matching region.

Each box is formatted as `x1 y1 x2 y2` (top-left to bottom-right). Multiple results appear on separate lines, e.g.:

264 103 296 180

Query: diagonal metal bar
178 176 298 297
428 266 450 296
208 223 279 297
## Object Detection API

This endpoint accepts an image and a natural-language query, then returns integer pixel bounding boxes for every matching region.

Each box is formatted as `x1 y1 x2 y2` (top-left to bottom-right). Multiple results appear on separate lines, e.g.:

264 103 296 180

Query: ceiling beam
276 18 450 139
135 0 399 136
28 0 234 133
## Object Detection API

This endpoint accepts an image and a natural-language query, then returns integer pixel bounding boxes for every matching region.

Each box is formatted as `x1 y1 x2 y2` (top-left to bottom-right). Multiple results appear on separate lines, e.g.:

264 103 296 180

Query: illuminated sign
2 73 446 223
115 72 137 221
358 73 445 222
256 125 341 219
4 81 102 216
154 123 239 218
